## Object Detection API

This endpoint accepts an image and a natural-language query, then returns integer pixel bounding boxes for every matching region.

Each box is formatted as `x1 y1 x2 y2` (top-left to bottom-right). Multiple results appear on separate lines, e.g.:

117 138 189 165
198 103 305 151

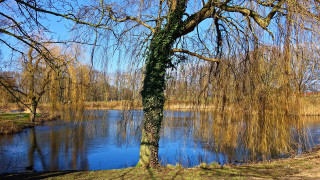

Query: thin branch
107 7 155 33
0 28 57 69
14 0 106 27
256 0 277 7
0 79 31 112
171 49 219 62
0 39 25 55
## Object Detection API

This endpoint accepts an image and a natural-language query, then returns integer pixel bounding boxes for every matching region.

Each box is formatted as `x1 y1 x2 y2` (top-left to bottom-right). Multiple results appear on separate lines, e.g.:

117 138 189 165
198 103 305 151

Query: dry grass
165 96 320 116
3 97 319 116
84 101 143 110
300 95 320 116
0 120 18 135
0 113 33 135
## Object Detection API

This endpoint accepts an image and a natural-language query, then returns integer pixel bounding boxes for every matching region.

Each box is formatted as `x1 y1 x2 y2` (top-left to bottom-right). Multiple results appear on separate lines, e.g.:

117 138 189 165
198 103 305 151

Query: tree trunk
138 35 167 168
138 1 187 168
30 98 38 122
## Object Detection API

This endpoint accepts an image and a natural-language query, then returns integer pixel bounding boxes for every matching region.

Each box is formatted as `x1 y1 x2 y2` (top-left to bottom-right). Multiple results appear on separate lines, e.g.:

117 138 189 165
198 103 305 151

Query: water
0 110 319 173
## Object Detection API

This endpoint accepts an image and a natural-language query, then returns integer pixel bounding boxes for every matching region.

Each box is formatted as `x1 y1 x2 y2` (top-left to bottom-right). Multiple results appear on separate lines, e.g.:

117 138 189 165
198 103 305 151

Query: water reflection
190 112 312 163
27 128 46 171
0 110 319 173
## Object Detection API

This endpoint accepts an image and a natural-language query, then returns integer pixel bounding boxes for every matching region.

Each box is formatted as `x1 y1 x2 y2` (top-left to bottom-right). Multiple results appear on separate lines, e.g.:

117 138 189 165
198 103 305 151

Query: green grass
0 113 41 135
0 113 30 120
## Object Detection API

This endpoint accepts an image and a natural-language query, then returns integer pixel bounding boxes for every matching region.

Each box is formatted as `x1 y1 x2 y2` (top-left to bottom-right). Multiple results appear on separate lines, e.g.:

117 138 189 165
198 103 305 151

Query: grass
0 113 44 135
0 147 319 179
0 113 30 121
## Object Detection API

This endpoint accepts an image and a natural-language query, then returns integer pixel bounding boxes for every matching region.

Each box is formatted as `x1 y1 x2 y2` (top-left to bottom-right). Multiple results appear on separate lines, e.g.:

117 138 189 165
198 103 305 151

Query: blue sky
0 0 285 74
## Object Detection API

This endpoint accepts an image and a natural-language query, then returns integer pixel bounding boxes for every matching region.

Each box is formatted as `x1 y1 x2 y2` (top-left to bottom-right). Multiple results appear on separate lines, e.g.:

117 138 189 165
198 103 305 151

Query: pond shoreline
0 145 319 179
0 113 59 135
83 99 320 116
1 103 319 135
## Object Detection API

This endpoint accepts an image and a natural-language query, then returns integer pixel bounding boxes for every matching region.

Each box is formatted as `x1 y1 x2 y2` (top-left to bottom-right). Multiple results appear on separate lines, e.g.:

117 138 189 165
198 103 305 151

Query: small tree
22 46 53 122
0 45 78 122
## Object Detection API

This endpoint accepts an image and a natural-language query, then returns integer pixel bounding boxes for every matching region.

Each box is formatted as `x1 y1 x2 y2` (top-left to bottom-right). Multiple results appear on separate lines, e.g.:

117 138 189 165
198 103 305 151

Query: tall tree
2 0 320 167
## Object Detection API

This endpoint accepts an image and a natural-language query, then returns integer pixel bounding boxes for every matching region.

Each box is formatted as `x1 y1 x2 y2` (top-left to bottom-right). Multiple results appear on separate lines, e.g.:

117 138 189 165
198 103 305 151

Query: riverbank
1 94 319 115
1 146 319 179
84 95 320 116
0 113 57 135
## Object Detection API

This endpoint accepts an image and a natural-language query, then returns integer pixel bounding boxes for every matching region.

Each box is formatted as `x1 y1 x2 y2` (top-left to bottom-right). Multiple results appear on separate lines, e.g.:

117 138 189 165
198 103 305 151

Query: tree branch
217 1 284 29
0 79 31 112
14 0 106 27
181 0 214 36
171 49 219 62
0 28 57 69
107 7 155 33
256 0 277 7
0 39 25 55
181 0 284 36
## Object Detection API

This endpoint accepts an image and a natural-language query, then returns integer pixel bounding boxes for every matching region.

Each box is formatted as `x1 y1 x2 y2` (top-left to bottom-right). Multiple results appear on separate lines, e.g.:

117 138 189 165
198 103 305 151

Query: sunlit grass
0 113 42 135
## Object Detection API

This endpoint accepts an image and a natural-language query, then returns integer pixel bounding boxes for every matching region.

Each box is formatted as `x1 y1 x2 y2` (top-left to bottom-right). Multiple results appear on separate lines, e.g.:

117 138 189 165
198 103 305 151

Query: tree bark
138 32 169 168
138 1 187 168
30 97 38 122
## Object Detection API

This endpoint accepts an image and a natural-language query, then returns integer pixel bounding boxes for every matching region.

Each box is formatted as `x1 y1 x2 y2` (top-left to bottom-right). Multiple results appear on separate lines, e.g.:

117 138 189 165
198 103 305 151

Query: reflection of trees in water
154 111 313 164
51 110 112 171
117 111 195 145
28 128 46 171
112 109 314 165
191 111 311 162
29 121 89 171
116 110 143 146
83 110 110 139
70 125 88 170
162 111 194 139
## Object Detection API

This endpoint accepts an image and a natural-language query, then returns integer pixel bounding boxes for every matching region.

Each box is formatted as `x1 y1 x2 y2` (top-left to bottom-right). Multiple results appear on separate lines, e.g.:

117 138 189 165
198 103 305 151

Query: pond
0 110 319 173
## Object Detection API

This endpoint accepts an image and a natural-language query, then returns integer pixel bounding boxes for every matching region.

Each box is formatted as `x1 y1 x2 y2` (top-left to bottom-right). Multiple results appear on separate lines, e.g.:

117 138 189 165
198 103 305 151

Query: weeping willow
48 61 90 121
164 36 318 160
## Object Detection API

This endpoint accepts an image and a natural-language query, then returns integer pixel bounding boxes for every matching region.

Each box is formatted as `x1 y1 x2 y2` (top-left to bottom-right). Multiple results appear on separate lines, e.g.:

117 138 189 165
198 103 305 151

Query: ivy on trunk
138 1 187 167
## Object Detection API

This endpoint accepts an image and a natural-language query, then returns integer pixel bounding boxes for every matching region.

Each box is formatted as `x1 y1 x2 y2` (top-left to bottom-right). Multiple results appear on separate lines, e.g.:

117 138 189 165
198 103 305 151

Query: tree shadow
169 168 182 180
111 168 136 180
0 170 77 180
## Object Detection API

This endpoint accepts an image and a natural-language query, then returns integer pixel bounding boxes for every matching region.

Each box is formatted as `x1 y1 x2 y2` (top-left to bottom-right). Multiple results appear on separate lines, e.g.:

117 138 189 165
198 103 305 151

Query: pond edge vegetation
0 112 59 135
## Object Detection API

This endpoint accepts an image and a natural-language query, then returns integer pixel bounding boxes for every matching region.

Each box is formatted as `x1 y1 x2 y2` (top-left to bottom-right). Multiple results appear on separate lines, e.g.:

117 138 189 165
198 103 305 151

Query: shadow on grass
170 169 182 180
110 168 136 180
0 170 77 180
194 164 300 179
